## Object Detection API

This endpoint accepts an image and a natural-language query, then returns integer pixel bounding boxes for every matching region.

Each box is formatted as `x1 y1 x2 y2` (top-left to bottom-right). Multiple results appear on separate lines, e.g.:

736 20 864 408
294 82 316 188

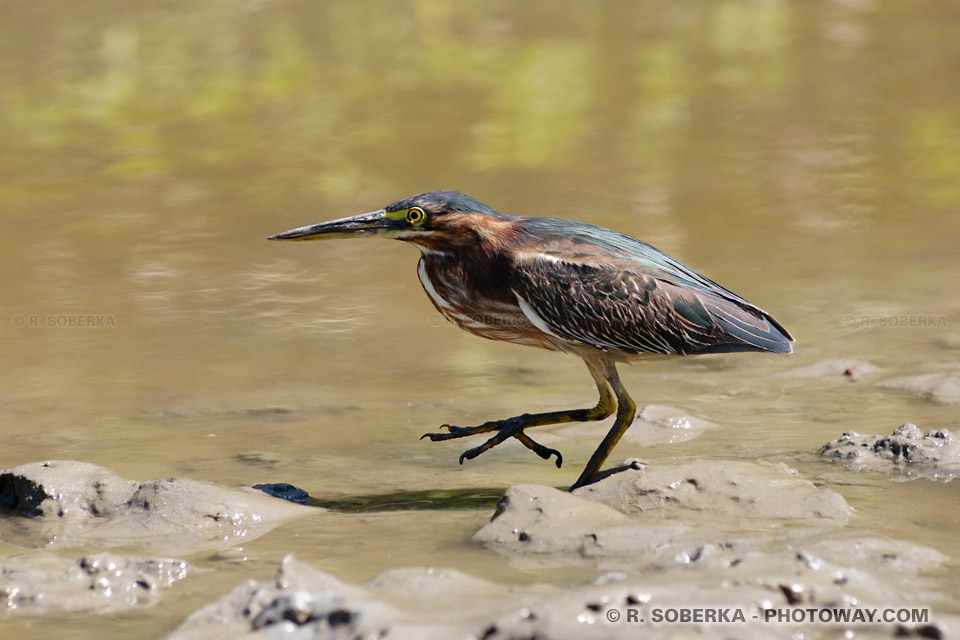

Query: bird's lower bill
269 209 394 241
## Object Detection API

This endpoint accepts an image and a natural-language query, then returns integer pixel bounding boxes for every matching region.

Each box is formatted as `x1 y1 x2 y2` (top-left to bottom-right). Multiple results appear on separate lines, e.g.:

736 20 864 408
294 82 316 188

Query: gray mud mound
575 461 851 522
167 554 951 640
473 462 852 569
880 372 960 404
0 552 188 614
554 405 716 447
552 404 717 447
0 460 312 553
625 405 717 446
820 424 960 480
167 556 462 640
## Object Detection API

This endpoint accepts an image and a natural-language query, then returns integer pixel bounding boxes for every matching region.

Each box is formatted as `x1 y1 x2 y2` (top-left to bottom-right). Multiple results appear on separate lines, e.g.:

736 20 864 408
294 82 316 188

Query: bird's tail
692 300 794 355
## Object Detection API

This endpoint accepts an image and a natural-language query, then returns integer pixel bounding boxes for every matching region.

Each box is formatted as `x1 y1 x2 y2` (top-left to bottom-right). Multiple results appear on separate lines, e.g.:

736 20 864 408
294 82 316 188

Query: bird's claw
423 417 565 467
533 443 563 468
420 424 474 441
448 427 563 468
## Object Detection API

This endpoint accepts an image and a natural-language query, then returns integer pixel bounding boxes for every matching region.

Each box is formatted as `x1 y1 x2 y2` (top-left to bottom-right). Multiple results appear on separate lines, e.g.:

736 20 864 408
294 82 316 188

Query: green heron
270 191 793 489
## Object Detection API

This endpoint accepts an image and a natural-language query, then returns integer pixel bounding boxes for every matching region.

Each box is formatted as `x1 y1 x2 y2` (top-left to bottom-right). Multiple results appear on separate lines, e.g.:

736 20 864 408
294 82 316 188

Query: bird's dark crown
385 190 504 218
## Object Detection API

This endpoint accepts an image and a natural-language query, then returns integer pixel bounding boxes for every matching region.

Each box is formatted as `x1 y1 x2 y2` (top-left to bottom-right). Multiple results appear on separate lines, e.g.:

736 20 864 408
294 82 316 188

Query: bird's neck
413 244 457 259
409 214 524 256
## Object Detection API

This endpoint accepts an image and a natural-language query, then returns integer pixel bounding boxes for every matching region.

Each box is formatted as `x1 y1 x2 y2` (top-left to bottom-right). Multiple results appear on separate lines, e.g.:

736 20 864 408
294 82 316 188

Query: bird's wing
509 251 792 356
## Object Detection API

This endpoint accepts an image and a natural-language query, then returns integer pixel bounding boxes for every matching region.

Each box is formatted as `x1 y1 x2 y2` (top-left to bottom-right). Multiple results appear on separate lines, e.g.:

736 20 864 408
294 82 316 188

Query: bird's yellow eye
406 207 426 225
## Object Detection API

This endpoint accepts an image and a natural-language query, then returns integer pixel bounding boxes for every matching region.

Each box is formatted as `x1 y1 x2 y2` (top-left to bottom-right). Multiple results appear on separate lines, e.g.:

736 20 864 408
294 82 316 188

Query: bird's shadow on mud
309 487 506 513
301 462 642 513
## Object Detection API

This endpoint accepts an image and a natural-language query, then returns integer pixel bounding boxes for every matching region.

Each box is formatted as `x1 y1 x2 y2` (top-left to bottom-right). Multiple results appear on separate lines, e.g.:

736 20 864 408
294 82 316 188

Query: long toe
421 423 501 441
420 426 469 441
458 429 514 464
514 431 563 468
421 430 451 441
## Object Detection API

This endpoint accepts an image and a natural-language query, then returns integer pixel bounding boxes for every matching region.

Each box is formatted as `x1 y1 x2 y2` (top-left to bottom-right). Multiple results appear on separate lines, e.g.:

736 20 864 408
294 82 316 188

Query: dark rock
252 483 310 505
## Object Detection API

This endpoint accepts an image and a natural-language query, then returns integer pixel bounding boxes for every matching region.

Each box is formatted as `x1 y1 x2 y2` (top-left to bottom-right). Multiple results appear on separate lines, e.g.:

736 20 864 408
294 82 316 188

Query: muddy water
2 0 959 637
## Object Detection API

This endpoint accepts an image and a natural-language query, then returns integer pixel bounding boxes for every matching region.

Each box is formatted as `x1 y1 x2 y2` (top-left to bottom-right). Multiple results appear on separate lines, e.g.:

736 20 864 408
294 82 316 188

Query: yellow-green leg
421 358 617 469
570 361 636 490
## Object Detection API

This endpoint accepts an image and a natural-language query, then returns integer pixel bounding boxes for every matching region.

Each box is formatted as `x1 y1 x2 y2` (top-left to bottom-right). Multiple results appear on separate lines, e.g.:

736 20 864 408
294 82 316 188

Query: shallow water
2 0 959 637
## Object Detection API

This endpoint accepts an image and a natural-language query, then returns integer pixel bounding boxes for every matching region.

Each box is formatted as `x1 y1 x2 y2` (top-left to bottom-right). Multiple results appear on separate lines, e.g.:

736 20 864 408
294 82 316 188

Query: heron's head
269 190 511 251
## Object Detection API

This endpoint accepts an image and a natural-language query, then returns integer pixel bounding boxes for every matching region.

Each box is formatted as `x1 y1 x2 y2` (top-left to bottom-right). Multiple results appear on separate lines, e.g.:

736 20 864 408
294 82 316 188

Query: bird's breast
416 255 557 350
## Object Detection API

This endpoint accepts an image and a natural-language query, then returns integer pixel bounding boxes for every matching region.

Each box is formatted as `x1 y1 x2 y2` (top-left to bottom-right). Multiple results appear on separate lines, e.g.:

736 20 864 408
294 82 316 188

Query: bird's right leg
420 358 617 468
570 361 637 490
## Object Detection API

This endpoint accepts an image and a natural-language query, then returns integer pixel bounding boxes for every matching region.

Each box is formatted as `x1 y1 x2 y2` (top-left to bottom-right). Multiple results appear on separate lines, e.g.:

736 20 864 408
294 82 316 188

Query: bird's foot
421 416 563 468
460 428 563 468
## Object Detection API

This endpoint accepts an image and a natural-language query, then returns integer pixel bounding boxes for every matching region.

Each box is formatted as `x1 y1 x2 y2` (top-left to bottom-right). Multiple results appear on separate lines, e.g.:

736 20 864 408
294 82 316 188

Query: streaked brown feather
509 250 791 358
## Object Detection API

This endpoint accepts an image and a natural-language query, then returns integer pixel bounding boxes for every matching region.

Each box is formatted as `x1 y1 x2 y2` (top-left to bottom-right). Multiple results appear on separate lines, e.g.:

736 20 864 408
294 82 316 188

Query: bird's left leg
420 358 617 468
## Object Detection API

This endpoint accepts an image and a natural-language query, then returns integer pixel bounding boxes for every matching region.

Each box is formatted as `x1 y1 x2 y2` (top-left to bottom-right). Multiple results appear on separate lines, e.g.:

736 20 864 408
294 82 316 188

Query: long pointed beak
268 209 392 241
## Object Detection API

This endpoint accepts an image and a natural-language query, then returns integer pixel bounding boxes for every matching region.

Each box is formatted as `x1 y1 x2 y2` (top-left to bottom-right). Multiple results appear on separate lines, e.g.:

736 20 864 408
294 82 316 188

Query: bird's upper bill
269 190 507 247
268 209 396 241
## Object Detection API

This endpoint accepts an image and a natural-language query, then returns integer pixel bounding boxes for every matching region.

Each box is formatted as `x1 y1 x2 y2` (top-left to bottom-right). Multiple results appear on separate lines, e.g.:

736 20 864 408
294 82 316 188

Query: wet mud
1 458 954 638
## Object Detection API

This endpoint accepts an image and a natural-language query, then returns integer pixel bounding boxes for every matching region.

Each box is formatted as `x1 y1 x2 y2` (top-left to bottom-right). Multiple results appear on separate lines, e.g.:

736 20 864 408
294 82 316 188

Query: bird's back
507 216 793 358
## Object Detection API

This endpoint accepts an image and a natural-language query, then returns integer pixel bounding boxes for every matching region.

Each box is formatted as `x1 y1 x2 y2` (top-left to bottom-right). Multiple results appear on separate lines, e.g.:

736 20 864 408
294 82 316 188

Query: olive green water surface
2 1 959 638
